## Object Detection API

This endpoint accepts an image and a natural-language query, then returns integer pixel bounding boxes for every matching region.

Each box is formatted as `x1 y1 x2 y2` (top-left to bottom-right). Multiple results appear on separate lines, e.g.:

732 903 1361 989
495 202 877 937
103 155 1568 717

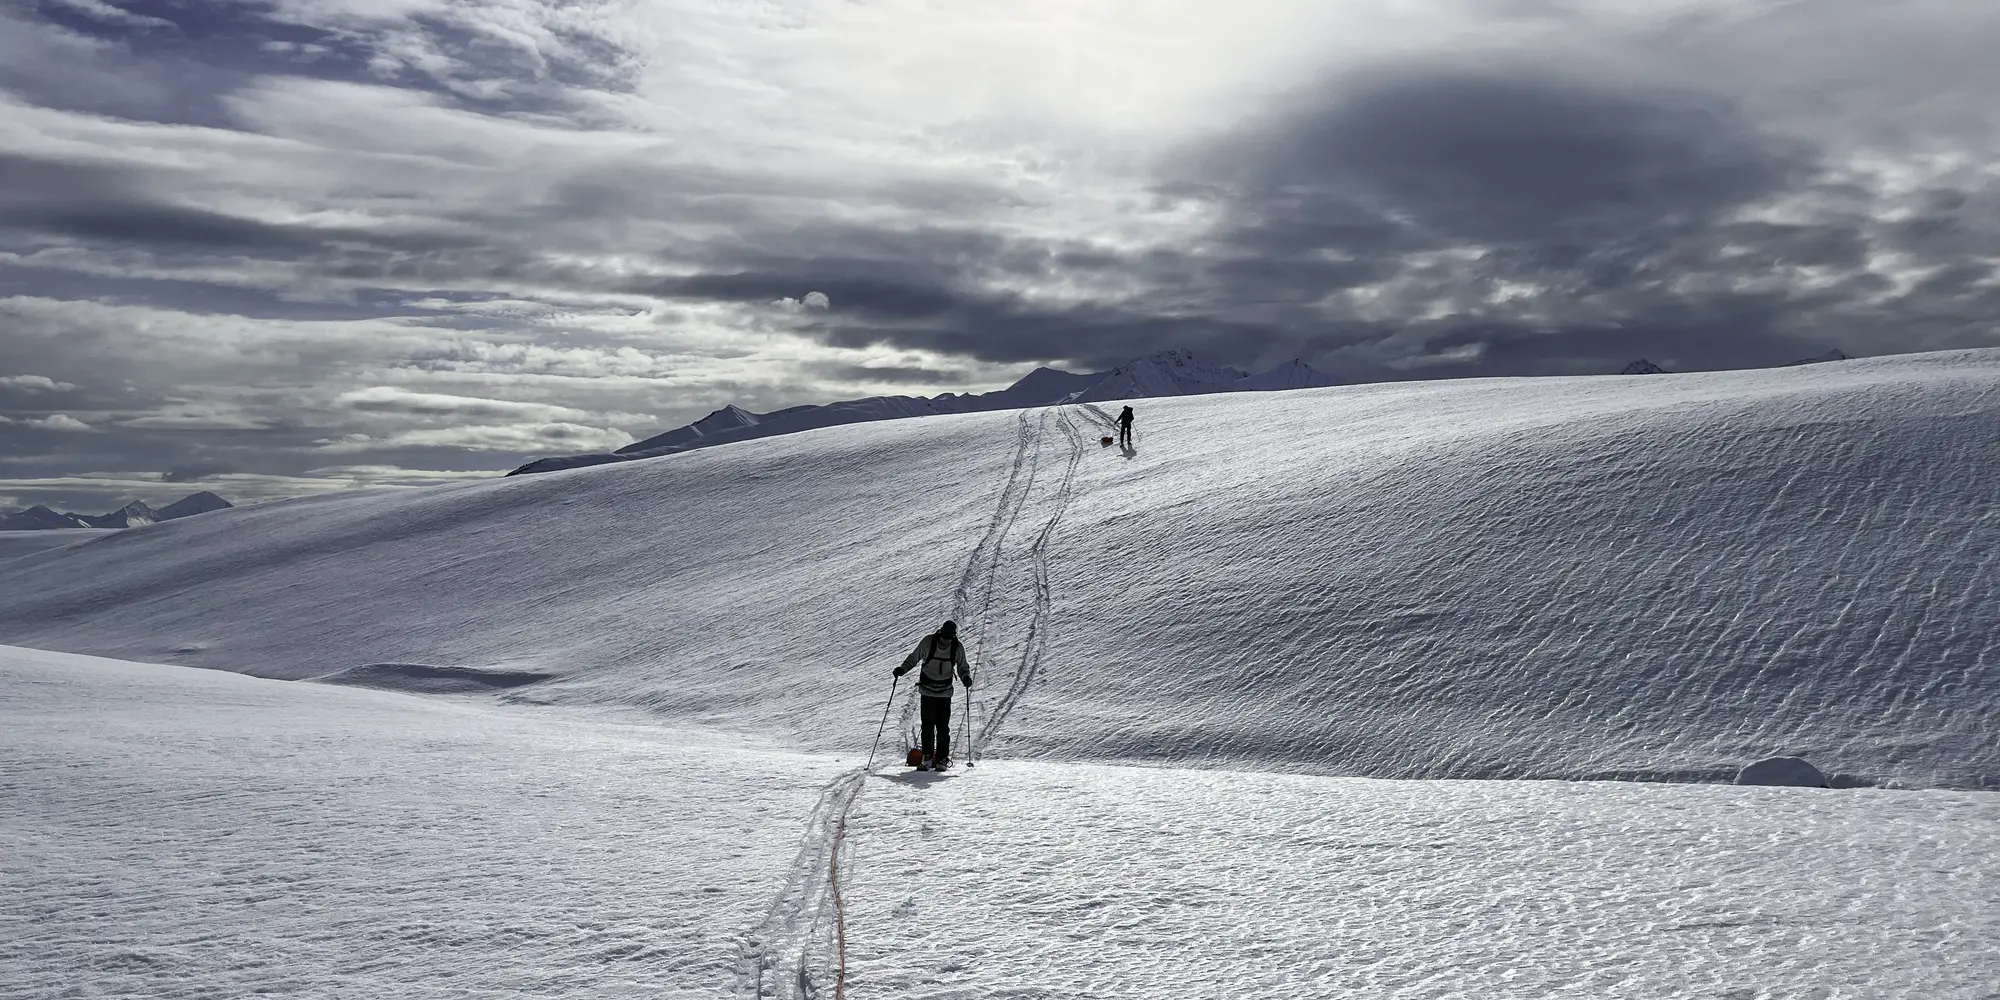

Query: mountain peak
1235 359 1338 393
158 491 235 521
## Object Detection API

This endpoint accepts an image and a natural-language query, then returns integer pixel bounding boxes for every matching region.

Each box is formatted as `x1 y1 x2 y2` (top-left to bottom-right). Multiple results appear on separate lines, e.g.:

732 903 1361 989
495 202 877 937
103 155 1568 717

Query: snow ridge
509 351 1335 475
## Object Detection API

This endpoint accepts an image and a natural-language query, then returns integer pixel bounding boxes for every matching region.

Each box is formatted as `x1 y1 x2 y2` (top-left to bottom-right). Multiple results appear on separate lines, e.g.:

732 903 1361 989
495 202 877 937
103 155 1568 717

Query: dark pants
920 695 953 761
1118 422 1132 446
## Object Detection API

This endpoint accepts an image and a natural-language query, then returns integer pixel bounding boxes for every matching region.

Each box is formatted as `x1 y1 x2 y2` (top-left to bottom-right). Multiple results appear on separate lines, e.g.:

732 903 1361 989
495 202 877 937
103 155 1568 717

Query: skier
893 619 974 770
1117 405 1135 448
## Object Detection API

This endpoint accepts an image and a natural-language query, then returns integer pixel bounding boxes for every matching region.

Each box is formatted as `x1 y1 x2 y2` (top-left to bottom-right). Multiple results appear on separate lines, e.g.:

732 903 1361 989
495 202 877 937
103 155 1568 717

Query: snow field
0 350 1996 787
0 646 849 1000
839 762 1999 999
3 642 1994 998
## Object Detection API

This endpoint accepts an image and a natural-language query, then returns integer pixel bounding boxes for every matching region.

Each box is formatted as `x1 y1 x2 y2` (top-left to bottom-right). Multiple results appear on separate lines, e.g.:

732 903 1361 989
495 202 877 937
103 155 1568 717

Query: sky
1 0 1996 513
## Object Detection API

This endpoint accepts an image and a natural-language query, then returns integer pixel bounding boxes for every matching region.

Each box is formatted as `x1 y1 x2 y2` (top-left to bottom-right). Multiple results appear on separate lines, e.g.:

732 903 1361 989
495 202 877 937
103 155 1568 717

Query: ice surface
0 350 1996 787
0 645 848 1000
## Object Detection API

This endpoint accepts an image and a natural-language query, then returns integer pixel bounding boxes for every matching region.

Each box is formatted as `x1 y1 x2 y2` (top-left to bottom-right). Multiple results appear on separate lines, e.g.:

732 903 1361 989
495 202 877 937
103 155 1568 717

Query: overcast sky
2 0 1995 513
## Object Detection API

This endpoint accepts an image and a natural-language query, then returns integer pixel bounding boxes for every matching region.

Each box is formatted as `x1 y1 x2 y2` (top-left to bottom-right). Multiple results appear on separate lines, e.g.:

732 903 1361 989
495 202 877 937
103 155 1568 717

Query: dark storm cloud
739 57 1989 379
0 152 478 257
811 363 971 386
12 0 627 127
1229 68 1813 243
590 60 1960 379
0 152 488 270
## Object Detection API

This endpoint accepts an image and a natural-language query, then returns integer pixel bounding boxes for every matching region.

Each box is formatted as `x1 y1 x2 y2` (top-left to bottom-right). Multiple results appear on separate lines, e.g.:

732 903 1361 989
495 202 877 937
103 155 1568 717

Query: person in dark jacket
1117 405 1135 448
894 619 974 770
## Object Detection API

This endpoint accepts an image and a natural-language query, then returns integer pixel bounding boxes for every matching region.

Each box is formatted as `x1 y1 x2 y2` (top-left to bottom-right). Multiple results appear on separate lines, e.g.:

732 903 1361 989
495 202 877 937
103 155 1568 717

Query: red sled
905 747 923 768
1099 436 1115 447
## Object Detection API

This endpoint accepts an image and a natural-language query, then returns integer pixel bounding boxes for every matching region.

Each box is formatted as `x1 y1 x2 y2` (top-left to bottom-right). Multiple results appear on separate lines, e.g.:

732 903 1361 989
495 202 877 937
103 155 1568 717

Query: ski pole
865 675 898 772
963 689 976 769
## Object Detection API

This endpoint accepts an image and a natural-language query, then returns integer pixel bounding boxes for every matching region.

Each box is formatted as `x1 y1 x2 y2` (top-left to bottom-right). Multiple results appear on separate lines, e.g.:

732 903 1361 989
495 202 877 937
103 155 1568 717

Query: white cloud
118 406 273 430
774 290 831 313
0 413 95 431
0 375 78 392
0 468 493 506
44 0 176 29
333 385 597 422
315 422 633 454
303 464 500 486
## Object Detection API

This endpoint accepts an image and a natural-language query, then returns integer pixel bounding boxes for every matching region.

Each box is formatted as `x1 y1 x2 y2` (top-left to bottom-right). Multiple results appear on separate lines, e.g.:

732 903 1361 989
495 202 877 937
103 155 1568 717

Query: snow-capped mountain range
1621 349 1854 376
0 491 233 531
510 349 1337 475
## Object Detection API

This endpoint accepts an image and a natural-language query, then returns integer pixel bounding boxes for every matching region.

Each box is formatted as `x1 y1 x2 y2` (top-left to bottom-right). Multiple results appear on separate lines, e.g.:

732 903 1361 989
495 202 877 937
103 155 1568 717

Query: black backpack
921 634 958 684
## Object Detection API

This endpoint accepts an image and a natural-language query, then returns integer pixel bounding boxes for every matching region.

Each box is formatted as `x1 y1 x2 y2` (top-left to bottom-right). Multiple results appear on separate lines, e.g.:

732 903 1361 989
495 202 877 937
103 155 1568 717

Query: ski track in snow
734 767 868 999
739 405 1084 998
896 408 1045 744
980 406 1086 749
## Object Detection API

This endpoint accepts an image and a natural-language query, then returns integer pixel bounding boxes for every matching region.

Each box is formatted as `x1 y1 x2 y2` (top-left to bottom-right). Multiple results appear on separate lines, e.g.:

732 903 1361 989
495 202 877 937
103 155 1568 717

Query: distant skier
1117 405 1135 448
894 619 974 770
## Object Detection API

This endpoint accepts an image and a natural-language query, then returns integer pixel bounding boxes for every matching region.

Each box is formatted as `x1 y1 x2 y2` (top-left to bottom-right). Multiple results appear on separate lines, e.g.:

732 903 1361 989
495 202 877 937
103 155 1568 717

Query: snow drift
0 349 1994 788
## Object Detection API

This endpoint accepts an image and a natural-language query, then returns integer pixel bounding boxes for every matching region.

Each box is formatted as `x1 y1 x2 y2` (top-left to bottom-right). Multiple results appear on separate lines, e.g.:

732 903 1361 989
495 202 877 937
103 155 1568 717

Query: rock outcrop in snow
0 492 234 531
1736 756 1831 787
156 491 233 521
511 350 1337 475
85 501 157 529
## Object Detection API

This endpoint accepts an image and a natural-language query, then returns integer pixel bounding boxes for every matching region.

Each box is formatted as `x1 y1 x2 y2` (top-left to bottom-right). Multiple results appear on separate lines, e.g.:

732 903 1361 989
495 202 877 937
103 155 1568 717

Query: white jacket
901 633 973 697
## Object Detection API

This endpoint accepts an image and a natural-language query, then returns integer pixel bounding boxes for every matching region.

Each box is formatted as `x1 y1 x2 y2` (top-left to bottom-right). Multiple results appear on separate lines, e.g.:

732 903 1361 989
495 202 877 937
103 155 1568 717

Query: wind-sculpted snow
11 645 1992 999
841 761 1999 998
0 350 1995 787
0 645 848 999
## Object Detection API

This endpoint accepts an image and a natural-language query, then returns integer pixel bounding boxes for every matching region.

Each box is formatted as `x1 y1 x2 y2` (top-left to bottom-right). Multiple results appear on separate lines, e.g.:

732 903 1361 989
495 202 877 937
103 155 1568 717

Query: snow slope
1 349 1995 787
6 644 1994 999
841 763 1997 998
0 527 113 560
0 645 845 1000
